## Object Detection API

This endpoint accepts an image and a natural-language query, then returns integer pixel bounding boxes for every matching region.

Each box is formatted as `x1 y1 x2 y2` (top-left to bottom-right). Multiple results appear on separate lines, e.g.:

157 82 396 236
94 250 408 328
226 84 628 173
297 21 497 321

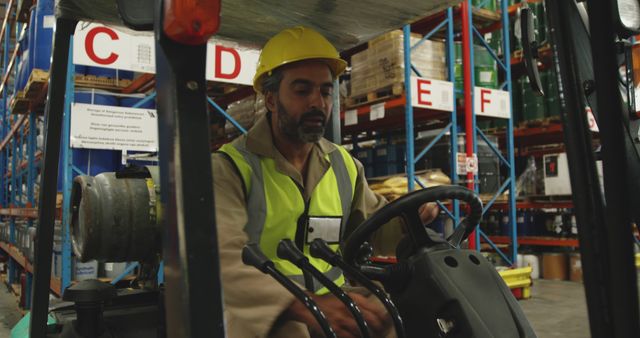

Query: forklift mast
546 0 640 337
28 1 226 337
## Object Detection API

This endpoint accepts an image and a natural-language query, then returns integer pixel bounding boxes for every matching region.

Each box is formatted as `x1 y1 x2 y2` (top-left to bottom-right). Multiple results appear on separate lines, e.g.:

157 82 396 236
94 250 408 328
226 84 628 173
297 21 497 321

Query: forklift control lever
242 244 337 338
310 239 406 338
278 239 372 338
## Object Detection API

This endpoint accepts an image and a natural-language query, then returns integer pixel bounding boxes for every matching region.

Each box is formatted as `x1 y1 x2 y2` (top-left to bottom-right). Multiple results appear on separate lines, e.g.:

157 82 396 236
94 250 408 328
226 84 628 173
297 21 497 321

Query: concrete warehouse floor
1 282 23 338
0 278 621 338
520 279 590 338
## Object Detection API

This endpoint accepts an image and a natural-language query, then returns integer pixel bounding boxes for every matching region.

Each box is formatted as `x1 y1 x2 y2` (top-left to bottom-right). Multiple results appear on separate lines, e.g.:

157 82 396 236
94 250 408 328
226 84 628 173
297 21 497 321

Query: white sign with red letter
473 87 511 119
205 39 260 85
73 22 260 86
73 23 156 73
410 76 454 112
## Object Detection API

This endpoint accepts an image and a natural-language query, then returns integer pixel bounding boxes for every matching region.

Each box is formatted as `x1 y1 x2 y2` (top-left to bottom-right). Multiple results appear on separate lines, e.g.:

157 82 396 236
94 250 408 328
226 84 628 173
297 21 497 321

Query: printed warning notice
70 103 158 151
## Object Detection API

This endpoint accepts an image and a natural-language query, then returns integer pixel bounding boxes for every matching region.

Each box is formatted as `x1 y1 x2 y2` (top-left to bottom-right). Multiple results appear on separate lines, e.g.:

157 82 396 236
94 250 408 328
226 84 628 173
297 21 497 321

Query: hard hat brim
253 56 347 93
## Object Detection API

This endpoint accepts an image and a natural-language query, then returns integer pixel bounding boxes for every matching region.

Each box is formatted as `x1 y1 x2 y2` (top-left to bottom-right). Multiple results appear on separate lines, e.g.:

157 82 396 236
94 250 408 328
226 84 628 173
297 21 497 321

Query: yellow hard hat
253 26 347 93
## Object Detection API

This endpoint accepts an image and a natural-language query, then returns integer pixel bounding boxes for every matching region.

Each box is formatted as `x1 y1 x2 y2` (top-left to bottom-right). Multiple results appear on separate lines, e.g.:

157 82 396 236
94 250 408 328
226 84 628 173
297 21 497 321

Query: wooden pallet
10 91 30 115
75 74 133 91
518 116 561 128
24 69 49 99
546 115 561 124
470 5 501 25
484 126 507 135
425 5 502 39
347 82 404 108
519 119 544 128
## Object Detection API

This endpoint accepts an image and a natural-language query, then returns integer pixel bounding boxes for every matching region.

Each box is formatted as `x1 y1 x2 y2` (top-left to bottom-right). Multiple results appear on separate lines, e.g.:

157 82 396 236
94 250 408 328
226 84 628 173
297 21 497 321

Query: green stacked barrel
519 76 546 123
454 42 463 96
541 69 561 118
474 45 499 89
487 29 503 56
511 76 524 125
454 43 499 93
472 0 496 11
531 2 548 43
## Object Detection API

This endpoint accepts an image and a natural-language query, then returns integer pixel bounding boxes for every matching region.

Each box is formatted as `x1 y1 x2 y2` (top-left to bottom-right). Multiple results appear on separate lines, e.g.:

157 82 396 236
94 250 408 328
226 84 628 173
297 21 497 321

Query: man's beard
277 99 327 143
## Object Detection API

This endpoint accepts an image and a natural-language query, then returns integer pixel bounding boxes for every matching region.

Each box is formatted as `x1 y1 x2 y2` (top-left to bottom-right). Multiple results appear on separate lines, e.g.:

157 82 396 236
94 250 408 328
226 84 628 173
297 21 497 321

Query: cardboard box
350 30 447 97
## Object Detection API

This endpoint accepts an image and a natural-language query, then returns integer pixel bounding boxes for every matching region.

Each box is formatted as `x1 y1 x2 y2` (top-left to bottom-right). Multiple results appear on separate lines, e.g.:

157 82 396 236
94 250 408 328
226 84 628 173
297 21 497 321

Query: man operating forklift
212 26 439 337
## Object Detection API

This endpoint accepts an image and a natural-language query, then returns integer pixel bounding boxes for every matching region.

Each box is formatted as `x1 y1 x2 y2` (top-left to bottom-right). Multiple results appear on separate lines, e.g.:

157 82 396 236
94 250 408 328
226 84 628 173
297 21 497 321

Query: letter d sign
214 46 241 80
205 40 260 86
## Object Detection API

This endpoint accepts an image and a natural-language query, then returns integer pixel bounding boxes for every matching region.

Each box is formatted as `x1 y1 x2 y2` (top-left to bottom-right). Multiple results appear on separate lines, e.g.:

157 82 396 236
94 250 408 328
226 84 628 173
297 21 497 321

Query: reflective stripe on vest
219 139 357 294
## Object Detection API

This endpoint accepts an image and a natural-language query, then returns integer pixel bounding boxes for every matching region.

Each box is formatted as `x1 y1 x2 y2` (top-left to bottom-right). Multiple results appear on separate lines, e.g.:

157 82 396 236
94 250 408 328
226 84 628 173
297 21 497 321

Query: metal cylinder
71 171 160 262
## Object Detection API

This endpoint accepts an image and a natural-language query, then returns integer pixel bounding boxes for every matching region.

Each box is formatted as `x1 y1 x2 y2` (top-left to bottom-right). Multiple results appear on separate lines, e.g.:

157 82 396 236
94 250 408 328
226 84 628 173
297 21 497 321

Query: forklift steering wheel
343 185 483 275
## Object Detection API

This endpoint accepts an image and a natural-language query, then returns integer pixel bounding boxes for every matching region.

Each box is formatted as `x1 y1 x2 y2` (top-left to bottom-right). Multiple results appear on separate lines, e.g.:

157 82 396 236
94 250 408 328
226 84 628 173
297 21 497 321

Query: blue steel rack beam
399 1 516 259
403 7 460 227
2 8 15 285
60 40 76 292
447 8 461 225
403 25 415 192
501 0 518 266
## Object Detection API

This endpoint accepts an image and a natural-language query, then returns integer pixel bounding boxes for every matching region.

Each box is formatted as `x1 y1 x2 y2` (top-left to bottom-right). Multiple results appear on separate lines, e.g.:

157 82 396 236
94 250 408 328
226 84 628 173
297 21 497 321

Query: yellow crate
498 266 533 289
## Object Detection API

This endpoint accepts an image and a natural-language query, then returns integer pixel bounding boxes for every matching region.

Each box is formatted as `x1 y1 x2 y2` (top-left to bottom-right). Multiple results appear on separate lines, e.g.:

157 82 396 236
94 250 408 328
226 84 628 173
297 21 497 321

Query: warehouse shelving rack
482 1 604 250
401 7 463 246
349 0 519 265
399 0 585 264
57 22 252 293
57 37 160 292
0 9 161 303
0 0 60 306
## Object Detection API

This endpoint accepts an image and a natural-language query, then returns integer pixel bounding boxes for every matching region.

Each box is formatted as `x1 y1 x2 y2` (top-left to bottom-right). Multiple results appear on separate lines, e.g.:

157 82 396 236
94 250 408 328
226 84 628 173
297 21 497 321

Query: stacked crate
349 30 447 104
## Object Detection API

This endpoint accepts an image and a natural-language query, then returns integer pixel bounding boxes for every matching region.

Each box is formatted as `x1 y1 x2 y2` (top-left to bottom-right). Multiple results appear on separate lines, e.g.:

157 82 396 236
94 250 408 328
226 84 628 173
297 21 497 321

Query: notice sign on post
474 87 511 119
74 22 260 86
70 103 159 152
410 76 454 112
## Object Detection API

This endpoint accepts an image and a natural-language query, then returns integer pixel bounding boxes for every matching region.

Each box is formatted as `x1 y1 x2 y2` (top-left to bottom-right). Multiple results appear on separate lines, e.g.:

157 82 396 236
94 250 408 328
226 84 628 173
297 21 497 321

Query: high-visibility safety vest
219 139 358 294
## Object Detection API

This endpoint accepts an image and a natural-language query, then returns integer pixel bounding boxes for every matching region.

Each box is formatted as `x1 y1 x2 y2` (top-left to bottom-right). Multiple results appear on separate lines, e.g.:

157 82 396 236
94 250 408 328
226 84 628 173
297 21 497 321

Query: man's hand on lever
419 202 439 225
284 292 392 338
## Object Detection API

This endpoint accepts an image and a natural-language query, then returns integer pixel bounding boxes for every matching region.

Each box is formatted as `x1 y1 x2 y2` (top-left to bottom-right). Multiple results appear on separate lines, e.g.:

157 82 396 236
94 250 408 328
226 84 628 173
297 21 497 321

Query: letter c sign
85 26 119 65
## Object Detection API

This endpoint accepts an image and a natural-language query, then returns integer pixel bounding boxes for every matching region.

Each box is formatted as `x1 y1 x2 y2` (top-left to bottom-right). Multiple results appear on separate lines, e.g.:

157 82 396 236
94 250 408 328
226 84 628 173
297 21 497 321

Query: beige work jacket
212 115 400 337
